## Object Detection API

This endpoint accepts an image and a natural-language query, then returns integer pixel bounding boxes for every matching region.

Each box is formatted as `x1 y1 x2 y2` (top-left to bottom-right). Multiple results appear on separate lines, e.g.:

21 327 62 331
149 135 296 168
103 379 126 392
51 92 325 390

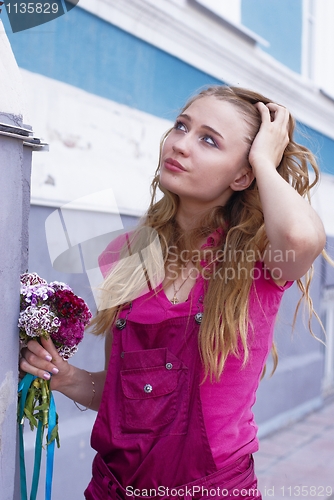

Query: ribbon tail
18 373 36 500
19 422 28 500
30 419 44 500
18 373 36 421
45 392 57 500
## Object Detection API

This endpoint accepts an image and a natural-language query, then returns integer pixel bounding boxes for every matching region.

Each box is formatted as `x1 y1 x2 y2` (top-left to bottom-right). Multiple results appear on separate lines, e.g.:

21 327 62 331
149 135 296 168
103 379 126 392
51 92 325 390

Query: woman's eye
203 135 217 147
174 121 187 132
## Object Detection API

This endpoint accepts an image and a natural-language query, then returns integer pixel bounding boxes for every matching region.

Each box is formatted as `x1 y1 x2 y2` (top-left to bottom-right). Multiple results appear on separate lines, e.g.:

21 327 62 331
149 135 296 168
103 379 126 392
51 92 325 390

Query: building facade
2 1 334 498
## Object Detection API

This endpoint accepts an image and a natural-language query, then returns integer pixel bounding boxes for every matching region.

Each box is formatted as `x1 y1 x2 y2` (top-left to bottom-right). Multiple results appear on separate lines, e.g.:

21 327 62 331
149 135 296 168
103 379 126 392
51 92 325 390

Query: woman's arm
19 336 107 412
249 102 326 282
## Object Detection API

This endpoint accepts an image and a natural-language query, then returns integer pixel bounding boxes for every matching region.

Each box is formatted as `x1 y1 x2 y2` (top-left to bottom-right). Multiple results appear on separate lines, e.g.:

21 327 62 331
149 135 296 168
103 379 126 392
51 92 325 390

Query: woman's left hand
248 102 290 174
250 102 326 281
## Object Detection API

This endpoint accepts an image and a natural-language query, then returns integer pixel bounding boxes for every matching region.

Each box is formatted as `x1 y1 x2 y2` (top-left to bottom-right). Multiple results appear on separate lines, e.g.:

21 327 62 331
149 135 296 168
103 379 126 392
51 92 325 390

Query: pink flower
52 317 85 348
18 273 92 360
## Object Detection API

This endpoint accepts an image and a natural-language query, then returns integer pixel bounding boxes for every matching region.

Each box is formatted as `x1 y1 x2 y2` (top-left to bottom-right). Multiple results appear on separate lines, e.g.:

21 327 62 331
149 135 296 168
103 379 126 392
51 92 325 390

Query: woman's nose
172 135 191 156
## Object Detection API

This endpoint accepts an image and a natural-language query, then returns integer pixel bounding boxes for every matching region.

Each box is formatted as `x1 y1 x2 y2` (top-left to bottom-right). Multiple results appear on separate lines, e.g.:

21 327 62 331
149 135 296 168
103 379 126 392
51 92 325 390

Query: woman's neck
175 203 210 231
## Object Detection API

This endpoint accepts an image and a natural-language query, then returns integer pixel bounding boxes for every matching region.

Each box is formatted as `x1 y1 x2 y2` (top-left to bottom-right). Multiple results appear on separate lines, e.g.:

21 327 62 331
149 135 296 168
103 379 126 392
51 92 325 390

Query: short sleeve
98 233 129 278
257 261 294 292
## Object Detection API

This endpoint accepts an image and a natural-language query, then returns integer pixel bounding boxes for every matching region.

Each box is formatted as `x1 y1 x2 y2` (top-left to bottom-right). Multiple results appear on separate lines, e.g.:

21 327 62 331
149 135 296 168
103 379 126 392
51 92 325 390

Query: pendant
170 295 179 305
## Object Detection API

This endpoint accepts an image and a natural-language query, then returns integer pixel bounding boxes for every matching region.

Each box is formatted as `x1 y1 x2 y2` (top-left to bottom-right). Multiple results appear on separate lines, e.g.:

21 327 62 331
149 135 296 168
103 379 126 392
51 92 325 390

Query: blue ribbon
30 419 43 500
18 373 57 500
18 373 35 500
46 393 57 500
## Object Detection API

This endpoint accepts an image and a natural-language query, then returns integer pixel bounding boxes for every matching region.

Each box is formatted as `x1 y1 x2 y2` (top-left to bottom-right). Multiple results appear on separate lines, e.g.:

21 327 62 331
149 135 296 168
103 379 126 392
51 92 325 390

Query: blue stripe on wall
241 0 302 74
295 123 334 175
1 6 220 120
2 4 334 174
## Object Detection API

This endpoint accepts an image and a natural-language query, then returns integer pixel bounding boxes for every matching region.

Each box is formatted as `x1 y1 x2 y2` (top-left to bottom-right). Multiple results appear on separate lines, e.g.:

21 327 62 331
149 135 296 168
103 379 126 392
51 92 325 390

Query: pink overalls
85 233 292 500
85 300 261 499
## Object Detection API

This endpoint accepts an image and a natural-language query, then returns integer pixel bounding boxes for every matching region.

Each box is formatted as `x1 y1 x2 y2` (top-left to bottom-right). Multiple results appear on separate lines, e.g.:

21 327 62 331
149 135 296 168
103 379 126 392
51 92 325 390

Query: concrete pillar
0 20 47 500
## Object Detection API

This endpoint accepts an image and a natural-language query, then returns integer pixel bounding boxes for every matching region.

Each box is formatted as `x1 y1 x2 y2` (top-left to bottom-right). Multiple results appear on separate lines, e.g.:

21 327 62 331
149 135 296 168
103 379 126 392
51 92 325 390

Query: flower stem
40 378 50 427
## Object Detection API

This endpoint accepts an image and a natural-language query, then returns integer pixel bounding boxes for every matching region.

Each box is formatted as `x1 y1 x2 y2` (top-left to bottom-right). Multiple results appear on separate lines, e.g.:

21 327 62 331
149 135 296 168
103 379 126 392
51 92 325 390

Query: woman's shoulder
98 226 164 282
98 231 133 278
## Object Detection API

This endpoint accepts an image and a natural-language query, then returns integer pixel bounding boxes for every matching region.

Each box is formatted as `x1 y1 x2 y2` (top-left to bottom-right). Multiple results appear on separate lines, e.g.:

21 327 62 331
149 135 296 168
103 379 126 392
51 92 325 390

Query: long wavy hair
91 85 326 381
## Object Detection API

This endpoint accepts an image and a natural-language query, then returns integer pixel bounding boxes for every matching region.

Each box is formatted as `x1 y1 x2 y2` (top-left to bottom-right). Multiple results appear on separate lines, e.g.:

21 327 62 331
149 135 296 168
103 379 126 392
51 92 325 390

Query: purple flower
56 344 78 360
18 305 60 342
20 272 47 287
52 317 61 329
49 281 72 292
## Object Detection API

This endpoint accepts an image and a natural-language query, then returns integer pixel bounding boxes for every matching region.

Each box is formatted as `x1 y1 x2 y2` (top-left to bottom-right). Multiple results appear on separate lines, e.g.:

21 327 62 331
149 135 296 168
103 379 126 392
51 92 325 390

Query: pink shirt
99 233 292 469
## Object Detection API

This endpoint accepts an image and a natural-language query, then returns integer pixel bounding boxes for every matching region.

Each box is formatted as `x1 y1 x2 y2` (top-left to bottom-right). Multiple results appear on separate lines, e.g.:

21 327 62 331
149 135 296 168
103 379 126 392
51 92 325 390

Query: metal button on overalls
115 318 126 330
195 312 203 324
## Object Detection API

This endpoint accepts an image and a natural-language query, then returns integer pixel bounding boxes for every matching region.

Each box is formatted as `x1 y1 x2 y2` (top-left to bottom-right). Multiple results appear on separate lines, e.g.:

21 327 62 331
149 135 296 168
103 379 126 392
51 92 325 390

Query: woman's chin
159 175 183 197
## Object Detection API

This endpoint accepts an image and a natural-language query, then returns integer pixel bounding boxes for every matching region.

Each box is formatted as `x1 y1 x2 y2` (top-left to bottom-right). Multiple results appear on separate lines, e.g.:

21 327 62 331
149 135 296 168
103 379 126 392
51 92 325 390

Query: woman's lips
164 158 186 172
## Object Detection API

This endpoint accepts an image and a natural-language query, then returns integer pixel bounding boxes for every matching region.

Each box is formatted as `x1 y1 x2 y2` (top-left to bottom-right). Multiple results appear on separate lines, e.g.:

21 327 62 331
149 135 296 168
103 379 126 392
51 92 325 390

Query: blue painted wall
241 0 303 74
295 123 334 175
2 4 334 174
1 6 220 120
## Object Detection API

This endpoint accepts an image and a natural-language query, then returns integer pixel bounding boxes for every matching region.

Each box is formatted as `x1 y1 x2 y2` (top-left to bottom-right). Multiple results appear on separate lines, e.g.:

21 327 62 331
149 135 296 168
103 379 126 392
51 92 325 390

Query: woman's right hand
21 336 106 410
19 337 73 391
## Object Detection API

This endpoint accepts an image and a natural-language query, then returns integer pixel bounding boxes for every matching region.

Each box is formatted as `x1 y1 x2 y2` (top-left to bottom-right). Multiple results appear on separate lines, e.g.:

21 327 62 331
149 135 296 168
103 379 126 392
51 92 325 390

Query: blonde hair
91 85 326 381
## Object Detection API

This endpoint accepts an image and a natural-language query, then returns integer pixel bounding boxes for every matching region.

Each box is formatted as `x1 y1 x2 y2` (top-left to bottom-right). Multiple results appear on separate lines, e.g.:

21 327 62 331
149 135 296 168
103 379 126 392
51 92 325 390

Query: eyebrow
178 113 224 140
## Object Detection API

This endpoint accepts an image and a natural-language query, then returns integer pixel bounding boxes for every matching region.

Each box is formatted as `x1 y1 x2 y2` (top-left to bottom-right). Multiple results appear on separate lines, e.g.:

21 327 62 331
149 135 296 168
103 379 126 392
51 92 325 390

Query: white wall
313 0 334 98
0 20 26 117
21 69 171 216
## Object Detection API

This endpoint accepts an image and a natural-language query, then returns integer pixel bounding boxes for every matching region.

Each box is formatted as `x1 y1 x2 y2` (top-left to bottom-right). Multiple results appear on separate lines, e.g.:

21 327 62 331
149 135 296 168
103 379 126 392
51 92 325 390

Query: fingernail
52 367 59 375
43 372 51 380
45 355 52 361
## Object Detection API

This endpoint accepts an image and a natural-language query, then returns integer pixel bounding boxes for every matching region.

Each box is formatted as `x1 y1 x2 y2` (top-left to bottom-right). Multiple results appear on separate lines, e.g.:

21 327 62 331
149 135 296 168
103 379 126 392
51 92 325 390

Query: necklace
170 270 193 305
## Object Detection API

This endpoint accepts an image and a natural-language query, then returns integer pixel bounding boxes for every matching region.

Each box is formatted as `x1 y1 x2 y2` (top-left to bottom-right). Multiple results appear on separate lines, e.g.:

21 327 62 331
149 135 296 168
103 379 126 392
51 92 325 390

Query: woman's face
160 96 254 210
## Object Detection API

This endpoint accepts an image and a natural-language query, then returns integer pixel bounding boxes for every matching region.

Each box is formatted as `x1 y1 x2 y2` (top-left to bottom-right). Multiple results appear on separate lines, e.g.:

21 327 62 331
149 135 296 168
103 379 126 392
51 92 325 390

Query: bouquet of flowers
18 272 92 500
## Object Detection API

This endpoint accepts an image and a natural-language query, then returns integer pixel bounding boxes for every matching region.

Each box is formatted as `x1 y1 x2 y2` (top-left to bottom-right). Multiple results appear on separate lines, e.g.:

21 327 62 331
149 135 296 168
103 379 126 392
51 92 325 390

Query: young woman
20 86 326 499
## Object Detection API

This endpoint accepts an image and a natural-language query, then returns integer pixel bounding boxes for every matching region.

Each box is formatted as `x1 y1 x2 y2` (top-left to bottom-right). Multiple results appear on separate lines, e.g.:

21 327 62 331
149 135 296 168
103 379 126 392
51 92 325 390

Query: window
322 287 334 395
194 0 241 24
302 0 334 98
302 0 316 80
193 0 268 47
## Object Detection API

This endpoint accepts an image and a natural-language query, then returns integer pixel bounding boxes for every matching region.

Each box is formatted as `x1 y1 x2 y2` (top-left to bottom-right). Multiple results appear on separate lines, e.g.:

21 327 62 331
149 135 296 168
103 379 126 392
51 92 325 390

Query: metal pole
0 20 48 499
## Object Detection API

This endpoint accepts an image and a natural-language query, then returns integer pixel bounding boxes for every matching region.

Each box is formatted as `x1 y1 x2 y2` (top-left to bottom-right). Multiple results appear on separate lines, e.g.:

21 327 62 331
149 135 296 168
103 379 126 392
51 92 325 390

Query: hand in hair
248 102 290 173
247 102 325 281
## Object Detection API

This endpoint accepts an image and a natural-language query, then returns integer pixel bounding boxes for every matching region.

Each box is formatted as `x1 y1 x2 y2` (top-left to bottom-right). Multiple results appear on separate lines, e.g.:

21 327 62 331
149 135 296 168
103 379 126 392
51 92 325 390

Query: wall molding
77 0 334 140
258 396 322 439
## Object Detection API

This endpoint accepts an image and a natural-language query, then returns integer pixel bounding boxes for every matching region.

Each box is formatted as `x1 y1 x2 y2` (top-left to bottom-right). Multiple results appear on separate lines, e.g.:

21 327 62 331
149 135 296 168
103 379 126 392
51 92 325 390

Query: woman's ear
230 168 255 192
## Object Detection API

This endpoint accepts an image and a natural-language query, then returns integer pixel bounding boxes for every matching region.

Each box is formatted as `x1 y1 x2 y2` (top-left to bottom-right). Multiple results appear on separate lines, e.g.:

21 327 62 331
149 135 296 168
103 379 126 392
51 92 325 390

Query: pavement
254 398 334 500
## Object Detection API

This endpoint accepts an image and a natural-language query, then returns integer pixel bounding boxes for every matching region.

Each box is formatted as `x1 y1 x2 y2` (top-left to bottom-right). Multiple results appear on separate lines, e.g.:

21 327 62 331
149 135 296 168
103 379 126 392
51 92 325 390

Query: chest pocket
118 347 189 437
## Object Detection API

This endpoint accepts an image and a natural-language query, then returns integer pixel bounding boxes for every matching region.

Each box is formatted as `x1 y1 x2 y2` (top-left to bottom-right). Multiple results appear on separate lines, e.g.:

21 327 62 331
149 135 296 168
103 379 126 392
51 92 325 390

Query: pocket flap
121 366 178 399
